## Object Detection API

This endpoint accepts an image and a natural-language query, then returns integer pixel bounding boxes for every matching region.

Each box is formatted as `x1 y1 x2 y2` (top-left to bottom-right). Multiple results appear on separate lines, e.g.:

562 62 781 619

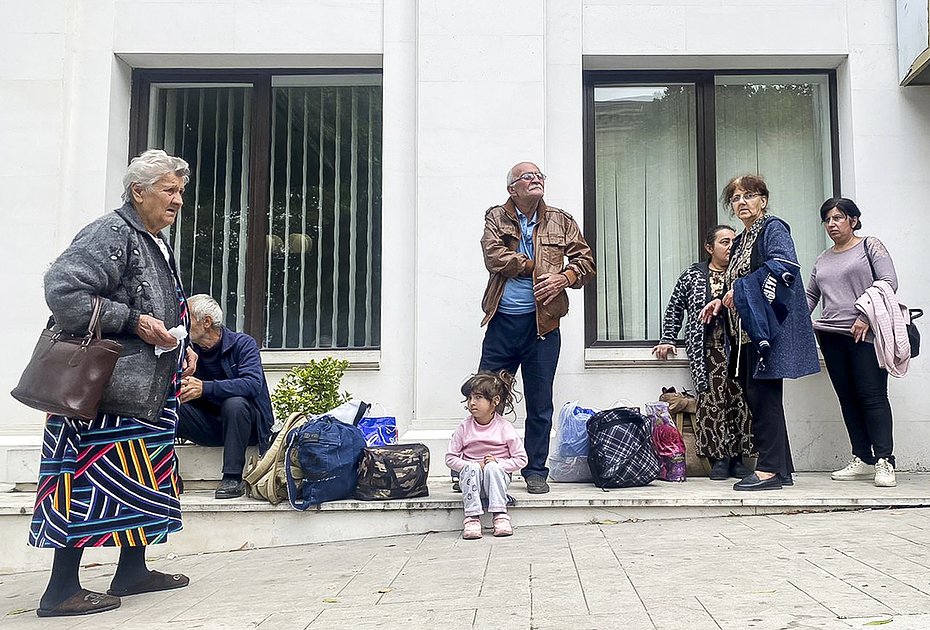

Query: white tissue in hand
155 325 189 356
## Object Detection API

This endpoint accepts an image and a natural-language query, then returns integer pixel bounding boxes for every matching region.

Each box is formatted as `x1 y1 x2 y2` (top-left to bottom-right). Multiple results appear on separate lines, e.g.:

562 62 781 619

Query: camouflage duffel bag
355 443 430 500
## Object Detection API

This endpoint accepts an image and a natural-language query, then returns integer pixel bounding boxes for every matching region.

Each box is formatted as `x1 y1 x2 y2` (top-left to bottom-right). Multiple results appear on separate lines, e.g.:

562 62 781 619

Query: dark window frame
129 67 383 347
582 68 840 348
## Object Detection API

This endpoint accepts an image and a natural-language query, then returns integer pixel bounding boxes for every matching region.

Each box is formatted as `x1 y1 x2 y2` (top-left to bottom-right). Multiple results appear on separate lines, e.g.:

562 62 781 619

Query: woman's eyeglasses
729 192 763 205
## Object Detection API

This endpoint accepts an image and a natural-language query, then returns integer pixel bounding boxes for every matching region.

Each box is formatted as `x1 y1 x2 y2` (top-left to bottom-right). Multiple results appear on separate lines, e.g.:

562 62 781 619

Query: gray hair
187 294 223 328
506 162 540 187
122 149 191 203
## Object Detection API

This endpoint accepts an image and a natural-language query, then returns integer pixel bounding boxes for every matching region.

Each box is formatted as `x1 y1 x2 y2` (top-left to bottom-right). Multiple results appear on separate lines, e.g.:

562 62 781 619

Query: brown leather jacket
481 198 595 336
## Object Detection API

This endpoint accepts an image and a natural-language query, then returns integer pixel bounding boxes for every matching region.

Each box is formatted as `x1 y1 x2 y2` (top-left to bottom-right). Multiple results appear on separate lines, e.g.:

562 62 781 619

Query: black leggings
817 331 894 466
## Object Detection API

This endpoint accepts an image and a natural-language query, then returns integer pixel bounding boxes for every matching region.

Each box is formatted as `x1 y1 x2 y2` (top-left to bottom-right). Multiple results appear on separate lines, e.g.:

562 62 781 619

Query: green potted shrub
270 357 351 422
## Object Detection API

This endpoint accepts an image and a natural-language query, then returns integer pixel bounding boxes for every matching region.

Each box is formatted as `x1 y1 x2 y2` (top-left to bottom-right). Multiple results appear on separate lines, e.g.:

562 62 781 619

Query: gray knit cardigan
43 203 185 420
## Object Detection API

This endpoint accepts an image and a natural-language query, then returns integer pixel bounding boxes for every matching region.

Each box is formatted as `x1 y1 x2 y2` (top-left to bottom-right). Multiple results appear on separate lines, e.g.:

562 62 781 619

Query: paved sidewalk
5 508 930 629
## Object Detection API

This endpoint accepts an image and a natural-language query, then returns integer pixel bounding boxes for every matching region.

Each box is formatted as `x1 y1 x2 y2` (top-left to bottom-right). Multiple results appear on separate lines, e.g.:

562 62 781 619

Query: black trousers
817 331 894 466
177 397 259 477
736 344 794 477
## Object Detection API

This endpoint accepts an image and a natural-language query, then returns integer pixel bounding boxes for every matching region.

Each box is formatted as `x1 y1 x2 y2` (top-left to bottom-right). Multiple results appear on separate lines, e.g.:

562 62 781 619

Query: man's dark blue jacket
194 326 274 452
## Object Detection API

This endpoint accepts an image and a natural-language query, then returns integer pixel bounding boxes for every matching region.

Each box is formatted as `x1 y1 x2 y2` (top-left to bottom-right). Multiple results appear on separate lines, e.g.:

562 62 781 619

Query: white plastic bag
321 400 371 425
548 400 599 483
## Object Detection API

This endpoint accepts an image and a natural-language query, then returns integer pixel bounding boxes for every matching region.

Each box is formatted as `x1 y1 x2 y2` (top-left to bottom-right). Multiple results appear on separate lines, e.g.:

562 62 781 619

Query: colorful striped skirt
29 406 183 548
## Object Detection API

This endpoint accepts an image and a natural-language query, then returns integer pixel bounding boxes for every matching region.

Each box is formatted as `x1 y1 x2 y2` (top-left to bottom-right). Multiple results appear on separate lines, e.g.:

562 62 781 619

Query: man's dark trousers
479 311 560 479
177 397 259 477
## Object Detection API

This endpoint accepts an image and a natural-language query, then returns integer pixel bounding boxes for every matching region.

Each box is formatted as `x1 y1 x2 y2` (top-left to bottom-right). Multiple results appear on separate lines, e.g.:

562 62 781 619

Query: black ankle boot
730 458 753 479
709 457 731 480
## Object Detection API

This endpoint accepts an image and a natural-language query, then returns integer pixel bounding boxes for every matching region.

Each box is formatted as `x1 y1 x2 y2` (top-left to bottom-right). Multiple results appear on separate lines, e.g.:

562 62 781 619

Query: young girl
445 371 528 539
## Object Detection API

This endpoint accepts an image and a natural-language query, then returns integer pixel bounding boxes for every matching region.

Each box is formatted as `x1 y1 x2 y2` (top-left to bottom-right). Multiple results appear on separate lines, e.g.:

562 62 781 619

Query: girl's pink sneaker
492 513 512 537
463 516 482 540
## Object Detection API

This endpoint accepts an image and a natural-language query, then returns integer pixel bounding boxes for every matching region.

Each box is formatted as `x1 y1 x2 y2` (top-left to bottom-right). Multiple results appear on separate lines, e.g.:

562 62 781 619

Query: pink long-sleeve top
444 413 528 474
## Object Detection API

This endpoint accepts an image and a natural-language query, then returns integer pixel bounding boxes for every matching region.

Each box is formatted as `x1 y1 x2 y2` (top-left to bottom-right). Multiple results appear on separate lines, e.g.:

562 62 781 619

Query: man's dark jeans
177 396 259 478
479 311 561 479
817 331 894 466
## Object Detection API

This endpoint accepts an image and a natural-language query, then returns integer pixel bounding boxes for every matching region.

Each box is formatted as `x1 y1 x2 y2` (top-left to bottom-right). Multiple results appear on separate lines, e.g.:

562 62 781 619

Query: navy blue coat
195 327 275 452
731 216 820 380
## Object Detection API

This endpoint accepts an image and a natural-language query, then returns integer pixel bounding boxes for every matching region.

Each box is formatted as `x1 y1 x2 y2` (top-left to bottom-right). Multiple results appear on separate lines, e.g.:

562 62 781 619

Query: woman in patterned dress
652 225 753 480
31 150 196 617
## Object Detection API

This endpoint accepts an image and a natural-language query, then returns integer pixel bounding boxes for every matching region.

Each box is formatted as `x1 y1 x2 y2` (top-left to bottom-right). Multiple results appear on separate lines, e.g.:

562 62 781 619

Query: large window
133 70 382 350
585 71 836 344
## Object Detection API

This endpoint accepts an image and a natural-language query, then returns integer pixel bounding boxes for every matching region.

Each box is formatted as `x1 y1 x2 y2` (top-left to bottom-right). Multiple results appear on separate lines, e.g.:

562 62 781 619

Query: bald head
506 162 541 187
506 161 545 215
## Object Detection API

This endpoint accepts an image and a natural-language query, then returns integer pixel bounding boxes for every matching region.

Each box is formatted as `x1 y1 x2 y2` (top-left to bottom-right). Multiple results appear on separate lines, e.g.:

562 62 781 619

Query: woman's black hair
461 370 518 416
819 197 863 231
704 224 735 249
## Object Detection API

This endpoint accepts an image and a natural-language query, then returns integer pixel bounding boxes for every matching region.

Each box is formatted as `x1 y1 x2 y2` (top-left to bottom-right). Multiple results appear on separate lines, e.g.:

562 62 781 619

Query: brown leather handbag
11 297 122 420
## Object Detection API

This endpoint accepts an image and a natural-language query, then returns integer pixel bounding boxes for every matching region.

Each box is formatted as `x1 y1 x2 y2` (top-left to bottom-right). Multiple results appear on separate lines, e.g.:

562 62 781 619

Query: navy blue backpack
284 414 367 510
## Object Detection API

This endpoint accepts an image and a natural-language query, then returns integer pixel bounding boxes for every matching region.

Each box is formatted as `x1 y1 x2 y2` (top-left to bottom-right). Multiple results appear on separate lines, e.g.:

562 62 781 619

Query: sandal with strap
462 516 482 540
492 513 513 537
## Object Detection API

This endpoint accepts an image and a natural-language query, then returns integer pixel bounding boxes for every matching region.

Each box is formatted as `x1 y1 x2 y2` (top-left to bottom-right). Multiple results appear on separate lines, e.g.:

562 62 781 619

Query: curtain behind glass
149 85 252 333
594 86 698 341
715 75 832 277
266 85 382 349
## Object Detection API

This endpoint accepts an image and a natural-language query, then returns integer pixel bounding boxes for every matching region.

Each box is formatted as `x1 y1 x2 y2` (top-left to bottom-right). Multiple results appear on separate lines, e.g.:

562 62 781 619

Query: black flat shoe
780 474 794 487
214 479 245 500
733 472 782 491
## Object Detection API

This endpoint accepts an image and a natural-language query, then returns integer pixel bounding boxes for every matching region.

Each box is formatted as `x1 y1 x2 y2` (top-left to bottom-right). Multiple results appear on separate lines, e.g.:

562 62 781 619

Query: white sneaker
831 457 873 481
874 458 897 487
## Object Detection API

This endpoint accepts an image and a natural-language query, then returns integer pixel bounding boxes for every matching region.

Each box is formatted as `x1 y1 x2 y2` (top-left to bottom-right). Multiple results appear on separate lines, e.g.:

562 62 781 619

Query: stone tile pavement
5 508 930 628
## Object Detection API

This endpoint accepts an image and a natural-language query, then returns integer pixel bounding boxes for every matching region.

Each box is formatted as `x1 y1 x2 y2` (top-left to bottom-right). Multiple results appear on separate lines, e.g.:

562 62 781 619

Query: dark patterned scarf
725 215 767 340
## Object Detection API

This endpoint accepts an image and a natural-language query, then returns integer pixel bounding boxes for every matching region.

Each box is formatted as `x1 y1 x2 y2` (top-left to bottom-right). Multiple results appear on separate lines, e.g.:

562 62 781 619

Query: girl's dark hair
704 224 735 249
720 174 770 210
461 370 518 416
819 197 863 231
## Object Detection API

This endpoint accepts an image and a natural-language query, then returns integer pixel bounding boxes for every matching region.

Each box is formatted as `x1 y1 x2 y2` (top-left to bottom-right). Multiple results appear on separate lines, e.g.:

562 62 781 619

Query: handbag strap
352 401 372 426
863 236 877 281
87 296 104 340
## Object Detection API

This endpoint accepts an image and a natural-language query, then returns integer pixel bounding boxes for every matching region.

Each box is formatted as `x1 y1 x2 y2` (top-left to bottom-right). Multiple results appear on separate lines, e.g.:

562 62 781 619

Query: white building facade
2 0 929 471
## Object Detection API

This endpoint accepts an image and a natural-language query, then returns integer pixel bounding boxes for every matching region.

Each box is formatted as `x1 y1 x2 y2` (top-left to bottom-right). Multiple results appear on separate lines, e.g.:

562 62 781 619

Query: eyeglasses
512 172 546 183
729 192 763 205
822 214 848 224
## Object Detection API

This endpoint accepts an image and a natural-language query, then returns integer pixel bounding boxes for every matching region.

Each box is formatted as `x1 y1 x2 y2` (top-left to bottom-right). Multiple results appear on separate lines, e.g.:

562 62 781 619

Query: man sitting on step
178 294 274 499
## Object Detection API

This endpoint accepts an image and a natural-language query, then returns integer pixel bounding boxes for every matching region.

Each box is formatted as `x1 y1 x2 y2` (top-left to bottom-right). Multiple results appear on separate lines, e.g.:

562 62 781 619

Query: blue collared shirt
498 211 537 314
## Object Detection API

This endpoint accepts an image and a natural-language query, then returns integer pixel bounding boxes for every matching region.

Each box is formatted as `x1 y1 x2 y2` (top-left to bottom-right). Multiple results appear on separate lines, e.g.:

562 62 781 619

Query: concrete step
3 473 928 574
0 430 481 490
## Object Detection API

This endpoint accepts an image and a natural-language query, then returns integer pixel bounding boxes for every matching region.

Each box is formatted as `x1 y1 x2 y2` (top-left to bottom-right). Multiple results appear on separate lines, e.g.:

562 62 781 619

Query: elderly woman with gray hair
29 150 195 617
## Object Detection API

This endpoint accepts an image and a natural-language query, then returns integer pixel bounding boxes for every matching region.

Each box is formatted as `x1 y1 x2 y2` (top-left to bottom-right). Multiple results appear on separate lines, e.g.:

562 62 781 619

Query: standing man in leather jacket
478 161 595 494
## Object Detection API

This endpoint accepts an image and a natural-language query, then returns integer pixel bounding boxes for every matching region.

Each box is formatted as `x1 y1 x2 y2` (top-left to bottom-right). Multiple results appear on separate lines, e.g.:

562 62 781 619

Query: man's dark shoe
729 458 754 479
733 472 782 491
525 475 550 494
214 479 245 500
709 457 731 480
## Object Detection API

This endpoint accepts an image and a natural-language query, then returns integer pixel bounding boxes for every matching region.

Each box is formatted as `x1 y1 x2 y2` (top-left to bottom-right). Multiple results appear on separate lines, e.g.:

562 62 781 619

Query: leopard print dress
694 268 754 460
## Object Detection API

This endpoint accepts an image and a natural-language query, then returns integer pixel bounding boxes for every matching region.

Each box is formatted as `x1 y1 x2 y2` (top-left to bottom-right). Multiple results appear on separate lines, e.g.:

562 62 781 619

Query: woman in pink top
445 371 528 540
